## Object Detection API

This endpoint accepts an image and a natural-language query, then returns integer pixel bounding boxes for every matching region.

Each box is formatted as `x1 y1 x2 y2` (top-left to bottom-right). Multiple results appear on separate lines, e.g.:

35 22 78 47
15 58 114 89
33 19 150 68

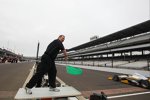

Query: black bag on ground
90 92 107 100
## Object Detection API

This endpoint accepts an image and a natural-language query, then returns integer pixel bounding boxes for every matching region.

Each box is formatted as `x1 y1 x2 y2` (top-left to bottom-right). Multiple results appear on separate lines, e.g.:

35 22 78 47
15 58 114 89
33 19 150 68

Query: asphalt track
56 65 150 100
0 62 34 100
0 62 150 100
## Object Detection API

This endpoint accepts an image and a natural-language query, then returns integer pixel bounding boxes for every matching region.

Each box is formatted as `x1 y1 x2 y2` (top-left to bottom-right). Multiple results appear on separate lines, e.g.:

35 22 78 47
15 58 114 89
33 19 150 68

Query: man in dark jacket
25 35 67 94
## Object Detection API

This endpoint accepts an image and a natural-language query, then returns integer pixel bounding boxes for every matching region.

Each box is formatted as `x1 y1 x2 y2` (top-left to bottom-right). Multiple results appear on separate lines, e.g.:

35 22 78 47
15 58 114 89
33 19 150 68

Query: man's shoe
49 87 60 92
25 87 32 94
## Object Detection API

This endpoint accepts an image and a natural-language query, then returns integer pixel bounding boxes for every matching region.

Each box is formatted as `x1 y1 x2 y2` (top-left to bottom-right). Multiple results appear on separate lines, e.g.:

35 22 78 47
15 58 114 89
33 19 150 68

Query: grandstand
0 48 23 63
56 20 150 70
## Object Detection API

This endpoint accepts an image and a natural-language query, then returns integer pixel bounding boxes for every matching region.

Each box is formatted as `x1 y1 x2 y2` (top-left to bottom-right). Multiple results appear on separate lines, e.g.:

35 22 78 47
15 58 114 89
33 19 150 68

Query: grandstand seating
60 32 150 57
56 20 150 70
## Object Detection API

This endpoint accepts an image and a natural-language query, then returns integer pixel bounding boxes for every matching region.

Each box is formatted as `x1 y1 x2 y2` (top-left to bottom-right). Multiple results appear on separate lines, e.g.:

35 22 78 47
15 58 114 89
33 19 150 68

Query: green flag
66 65 83 75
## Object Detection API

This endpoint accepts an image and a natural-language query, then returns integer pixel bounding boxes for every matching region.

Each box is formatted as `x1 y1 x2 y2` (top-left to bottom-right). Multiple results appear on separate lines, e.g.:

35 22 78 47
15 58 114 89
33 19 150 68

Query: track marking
81 87 147 99
108 91 150 99
22 63 36 88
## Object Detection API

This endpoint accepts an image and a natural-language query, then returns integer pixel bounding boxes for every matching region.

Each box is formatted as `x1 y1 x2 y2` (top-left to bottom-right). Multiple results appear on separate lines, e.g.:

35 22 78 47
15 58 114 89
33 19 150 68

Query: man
25 35 67 94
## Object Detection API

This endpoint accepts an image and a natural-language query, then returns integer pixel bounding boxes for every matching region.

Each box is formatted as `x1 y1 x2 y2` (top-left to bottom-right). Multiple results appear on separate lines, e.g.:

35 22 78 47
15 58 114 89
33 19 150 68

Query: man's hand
63 49 68 61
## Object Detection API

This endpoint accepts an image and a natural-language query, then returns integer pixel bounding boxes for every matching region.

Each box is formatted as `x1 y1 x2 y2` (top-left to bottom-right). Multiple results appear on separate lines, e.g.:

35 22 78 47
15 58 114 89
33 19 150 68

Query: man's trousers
26 59 57 88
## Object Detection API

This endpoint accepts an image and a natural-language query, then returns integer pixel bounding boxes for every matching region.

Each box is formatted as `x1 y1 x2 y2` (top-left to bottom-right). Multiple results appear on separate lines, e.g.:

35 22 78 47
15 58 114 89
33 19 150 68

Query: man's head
58 35 65 42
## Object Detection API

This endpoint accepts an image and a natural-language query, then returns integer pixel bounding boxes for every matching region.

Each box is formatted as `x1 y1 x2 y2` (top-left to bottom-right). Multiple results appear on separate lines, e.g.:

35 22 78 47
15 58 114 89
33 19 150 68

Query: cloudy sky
0 0 149 57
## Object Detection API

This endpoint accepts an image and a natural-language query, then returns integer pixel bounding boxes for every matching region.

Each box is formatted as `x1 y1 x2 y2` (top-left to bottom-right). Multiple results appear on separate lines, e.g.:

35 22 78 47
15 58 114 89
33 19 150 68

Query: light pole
36 41 40 61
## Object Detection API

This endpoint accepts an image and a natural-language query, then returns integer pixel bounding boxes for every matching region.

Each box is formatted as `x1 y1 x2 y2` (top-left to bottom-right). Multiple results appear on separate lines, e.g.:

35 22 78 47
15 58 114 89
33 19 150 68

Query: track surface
57 65 150 100
0 62 34 99
0 63 150 100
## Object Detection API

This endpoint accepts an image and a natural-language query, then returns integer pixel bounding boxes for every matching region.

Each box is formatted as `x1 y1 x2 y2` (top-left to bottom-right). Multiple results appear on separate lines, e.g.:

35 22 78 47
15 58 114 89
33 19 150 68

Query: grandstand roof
68 20 150 51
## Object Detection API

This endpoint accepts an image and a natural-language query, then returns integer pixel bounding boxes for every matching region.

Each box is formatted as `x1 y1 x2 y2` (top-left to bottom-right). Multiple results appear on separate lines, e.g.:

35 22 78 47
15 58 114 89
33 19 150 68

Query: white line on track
108 91 150 99
22 63 36 88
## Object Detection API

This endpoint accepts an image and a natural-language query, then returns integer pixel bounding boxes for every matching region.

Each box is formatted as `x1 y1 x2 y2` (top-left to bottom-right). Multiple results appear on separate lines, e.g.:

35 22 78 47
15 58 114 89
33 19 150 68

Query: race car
112 73 150 89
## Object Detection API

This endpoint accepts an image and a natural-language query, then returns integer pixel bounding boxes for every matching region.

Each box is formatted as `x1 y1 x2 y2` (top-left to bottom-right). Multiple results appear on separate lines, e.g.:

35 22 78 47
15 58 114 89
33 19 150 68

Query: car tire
113 75 120 81
140 80 150 89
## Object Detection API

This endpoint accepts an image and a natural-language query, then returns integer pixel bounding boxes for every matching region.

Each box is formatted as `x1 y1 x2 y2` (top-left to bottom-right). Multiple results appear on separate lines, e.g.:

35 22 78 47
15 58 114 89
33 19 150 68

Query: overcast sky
0 0 149 57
